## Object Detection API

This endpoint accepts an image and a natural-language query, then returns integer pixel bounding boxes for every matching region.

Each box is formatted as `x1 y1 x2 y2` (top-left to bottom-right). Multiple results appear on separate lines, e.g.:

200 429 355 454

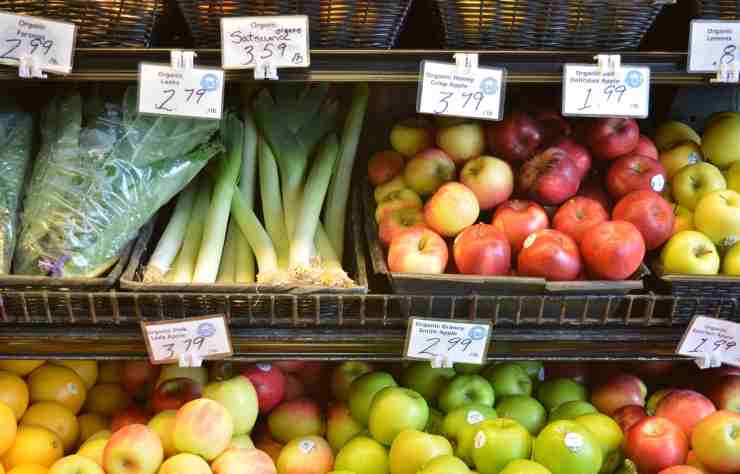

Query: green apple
646 388 674 416
369 387 429 445
702 112 740 168
695 189 740 249
438 375 495 413
425 407 445 435
401 362 456 402
471 418 533 474
575 413 623 474
443 404 498 440
660 141 704 179
536 379 589 412
482 363 532 398
548 401 598 423
389 429 452 474
419 455 471 474
327 402 364 453
660 230 720 275
723 241 740 275
514 362 545 385
726 161 740 193
348 372 398 425
495 396 547 436
333 362 374 402
672 162 726 210
335 436 390 474
455 363 484 374
533 420 603 474
500 460 552 474
654 121 701 151
203 375 259 436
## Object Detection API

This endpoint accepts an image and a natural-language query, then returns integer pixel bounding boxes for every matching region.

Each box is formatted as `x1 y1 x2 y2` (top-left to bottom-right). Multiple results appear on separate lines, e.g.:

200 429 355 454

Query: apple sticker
650 174 665 192
299 439 315 454
474 431 487 449
257 363 272 372
467 410 484 425
67 383 78 395
564 432 584 453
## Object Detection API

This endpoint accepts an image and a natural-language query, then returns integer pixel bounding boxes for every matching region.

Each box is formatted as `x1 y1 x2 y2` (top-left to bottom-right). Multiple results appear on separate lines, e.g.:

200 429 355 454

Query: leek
216 221 238 283
231 188 279 281
258 137 289 269
169 179 212 283
234 103 258 283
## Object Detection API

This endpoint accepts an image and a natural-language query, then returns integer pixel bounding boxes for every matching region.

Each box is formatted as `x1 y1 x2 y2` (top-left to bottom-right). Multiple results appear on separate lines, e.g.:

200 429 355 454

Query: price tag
688 20 740 74
562 64 650 118
137 63 224 120
221 16 310 72
404 318 491 366
417 61 506 121
141 315 233 365
0 12 75 75
676 316 740 368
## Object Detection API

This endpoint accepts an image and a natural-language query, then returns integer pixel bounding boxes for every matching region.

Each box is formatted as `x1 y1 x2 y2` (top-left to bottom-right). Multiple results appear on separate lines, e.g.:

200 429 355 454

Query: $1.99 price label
562 64 650 118
416 61 505 121
0 12 75 74
404 318 491 366
141 315 233 365
676 316 740 367
137 63 224 120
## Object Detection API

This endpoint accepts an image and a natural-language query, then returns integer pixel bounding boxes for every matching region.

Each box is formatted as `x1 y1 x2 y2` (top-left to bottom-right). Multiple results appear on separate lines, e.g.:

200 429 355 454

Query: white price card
676 316 740 367
0 12 75 74
688 20 740 73
562 64 650 118
137 63 224 120
141 315 233 365
221 16 310 70
404 318 491 366
416 61 506 121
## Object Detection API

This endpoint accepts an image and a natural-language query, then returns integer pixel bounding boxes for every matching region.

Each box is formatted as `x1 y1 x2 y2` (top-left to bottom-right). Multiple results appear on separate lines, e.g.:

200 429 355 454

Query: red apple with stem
586 117 640 160
606 154 668 199
553 197 609 245
151 377 203 413
387 228 448 274
624 416 689 474
519 147 582 205
517 229 582 281
590 373 647 416
453 223 512 276
492 200 549 253
378 207 426 247
706 375 740 412
243 363 286 414
612 190 675 250
656 390 716 438
486 111 544 162
552 137 591 179
633 135 659 161
613 404 648 434
580 220 646 280
459 156 514 210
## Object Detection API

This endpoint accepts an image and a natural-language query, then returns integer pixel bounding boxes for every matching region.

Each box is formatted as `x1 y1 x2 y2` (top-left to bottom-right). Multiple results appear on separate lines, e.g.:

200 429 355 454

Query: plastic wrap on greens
0 105 33 274
14 87 222 278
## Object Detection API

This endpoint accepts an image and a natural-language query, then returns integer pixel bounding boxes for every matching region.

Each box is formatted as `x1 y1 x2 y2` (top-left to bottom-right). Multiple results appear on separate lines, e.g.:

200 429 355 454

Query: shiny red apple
535 108 572 146
656 390 716 438
612 190 674 250
151 377 202 413
517 229 582 281
586 117 640 160
625 416 689 474
590 373 647 415
552 137 591 179
453 223 511 276
553 197 609 245
492 200 549 253
368 150 405 186
606 154 668 199
613 404 648 434
120 361 160 400
633 135 659 160
110 405 150 433
243 363 286 414
580 220 646 280
706 375 740 413
486 111 544 162
519 147 581 205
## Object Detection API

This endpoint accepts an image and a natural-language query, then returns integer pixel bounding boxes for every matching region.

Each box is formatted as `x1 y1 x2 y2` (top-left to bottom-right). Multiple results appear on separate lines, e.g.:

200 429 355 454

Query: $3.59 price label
141 315 233 365
404 318 491 366
417 61 506 121
562 64 650 118
676 316 740 367
0 12 76 74
137 63 224 120
221 16 310 70
688 20 740 75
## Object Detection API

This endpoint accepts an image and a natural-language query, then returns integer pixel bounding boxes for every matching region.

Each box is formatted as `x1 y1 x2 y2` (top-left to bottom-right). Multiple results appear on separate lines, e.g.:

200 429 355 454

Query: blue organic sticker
469 325 487 341
625 70 644 88
201 73 220 92
197 322 216 338
480 77 499 96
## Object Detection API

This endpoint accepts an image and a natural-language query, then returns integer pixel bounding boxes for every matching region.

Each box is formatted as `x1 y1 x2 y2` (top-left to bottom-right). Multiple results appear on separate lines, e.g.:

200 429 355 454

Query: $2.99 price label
562 64 650 119
404 318 491 366
676 316 740 367
221 16 310 70
141 315 233 365
417 61 505 121
0 12 76 74
137 63 224 120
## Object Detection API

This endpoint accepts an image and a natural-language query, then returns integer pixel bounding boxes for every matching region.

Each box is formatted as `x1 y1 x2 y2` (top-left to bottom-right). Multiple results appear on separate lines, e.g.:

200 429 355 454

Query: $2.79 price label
137 63 224 120
404 318 491 366
141 315 233 365
562 64 650 118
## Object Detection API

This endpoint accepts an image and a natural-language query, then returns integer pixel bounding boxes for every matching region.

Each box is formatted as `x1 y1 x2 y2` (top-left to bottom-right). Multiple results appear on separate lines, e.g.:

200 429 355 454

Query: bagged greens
14 87 222 278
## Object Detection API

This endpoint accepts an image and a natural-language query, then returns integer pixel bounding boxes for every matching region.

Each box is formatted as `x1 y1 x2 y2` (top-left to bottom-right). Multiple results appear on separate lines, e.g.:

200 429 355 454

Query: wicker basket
436 0 667 50
176 0 412 48
697 0 740 19
0 0 162 47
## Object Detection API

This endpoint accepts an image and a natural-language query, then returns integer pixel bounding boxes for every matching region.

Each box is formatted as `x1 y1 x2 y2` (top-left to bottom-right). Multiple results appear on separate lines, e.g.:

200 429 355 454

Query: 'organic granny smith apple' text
405 317 491 365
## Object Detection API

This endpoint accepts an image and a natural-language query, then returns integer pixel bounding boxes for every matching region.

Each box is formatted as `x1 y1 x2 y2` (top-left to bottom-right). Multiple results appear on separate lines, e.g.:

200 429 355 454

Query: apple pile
369 112 679 281
653 114 740 276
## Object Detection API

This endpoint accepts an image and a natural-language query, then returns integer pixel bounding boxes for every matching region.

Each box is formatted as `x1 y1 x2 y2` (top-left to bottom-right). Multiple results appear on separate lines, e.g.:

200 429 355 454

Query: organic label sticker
688 152 701 164
467 410 485 425
564 432 584 453
299 439 315 454
474 431 487 449
67 383 78 395
650 174 666 192
257 363 272 372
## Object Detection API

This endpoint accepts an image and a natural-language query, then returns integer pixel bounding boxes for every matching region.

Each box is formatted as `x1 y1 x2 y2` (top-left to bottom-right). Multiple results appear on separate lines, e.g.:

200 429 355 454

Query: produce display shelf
0 49 710 84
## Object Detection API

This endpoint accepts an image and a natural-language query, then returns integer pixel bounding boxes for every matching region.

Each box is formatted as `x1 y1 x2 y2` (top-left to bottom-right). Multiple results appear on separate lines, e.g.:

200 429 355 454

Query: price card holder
141 315 233 366
404 317 492 368
416 60 506 121
676 316 740 369
0 12 76 77
562 64 650 119
221 15 310 80
688 19 740 81
137 60 224 120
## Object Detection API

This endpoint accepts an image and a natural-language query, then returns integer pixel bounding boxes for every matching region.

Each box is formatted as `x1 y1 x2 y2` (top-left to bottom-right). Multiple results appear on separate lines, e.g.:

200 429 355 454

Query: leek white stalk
231 188 279 280
315 222 353 287
216 221 238 283
143 180 197 282
169 179 212 283
259 137 289 268
233 101 259 284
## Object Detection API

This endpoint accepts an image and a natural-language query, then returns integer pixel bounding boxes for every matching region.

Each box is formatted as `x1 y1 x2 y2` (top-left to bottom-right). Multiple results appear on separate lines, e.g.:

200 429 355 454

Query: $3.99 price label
220 16 310 70
141 315 233 365
416 61 506 121
676 316 740 367
562 64 650 119
137 63 224 120
404 318 491 366
0 12 76 74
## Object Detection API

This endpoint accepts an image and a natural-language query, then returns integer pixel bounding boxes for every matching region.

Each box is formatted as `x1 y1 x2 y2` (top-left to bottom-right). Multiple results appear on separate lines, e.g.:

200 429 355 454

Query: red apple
634 135 659 160
613 404 648 434
423 182 480 237
453 223 511 276
692 410 740 473
492 200 549 253
151 377 203 413
706 375 740 413
111 406 150 433
368 150 405 186
586 117 640 160
378 207 426 247
553 197 609 245
517 229 582 281
274 361 307 373
612 190 675 250
283 374 306 402
535 108 572 146
590 373 647 415
387 228 448 274
656 390 716 438
579 175 612 211
486 111 544 162
459 156 514 210
606 154 668 199
580 220 646 280
552 137 591 179
625 416 689 474
243 363 286 414
120 361 160 400
519 147 581 205
658 466 704 474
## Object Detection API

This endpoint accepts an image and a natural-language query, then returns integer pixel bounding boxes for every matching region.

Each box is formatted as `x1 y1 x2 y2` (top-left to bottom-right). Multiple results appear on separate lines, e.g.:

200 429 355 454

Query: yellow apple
84 431 111 444
102 424 163 474
672 204 694 235
146 410 176 458
660 141 703 179
172 399 233 461
654 121 701 151
722 242 740 276
436 122 486 164
390 117 435 158
212 448 276 474
695 189 740 249
672 162 726 210
157 453 211 474
375 189 423 223
48 455 103 474
660 230 720 275
229 435 254 450
702 113 740 168
389 429 452 474
76 439 107 467
725 161 740 194
374 176 406 203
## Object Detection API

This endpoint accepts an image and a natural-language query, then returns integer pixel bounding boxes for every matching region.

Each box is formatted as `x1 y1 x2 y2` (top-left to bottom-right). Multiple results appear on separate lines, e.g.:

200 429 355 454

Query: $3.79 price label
137 63 224 120
562 64 650 118
141 315 233 365
676 316 740 367
404 318 491 366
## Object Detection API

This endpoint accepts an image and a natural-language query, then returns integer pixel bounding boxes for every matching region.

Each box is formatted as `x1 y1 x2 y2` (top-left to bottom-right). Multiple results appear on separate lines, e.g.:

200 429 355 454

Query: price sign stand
0 11 76 78
404 317 492 368
676 316 740 369
137 50 224 120
688 19 740 83
141 314 233 367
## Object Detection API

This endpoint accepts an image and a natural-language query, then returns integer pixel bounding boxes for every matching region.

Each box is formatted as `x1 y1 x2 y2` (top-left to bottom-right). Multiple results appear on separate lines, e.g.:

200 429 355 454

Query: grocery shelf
0 49 711 84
